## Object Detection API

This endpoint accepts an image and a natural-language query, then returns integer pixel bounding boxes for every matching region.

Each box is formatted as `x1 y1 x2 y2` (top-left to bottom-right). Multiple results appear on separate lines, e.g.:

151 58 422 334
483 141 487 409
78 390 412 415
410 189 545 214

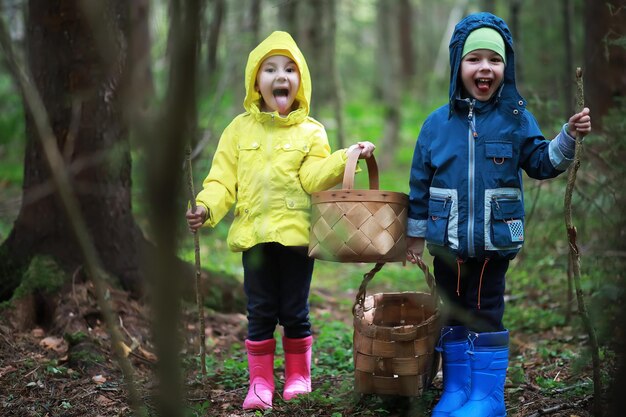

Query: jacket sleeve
407 118 433 238
195 121 238 227
519 112 570 179
299 126 348 194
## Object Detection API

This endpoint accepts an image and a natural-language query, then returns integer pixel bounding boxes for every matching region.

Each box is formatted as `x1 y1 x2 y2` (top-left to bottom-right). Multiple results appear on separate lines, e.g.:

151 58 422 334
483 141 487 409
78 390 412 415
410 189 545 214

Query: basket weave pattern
310 195 407 262
352 262 440 396
308 150 407 263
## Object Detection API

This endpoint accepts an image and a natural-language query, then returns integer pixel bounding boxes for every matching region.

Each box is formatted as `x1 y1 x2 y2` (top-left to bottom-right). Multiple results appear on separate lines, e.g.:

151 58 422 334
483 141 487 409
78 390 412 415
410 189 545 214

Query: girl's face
255 55 300 116
460 49 505 102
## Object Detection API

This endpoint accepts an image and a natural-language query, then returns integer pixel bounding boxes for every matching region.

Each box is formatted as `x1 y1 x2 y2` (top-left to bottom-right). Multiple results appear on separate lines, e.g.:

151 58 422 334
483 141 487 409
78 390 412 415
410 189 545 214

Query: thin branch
185 145 208 387
562 67 602 417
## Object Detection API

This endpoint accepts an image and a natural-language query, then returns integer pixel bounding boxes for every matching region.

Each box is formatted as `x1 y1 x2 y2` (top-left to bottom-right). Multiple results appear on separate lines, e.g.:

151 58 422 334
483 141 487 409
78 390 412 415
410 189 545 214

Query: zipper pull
467 99 478 138
492 195 500 210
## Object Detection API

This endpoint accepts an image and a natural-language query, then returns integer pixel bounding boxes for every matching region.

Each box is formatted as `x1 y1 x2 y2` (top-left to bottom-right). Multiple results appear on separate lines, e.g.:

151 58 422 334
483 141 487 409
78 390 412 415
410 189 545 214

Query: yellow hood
243 31 311 122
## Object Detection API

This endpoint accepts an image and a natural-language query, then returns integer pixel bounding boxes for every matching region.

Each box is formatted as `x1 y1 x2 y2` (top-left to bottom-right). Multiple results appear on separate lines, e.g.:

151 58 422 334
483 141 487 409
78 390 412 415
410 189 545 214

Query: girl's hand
347 141 376 159
406 236 425 264
568 107 591 138
186 205 207 233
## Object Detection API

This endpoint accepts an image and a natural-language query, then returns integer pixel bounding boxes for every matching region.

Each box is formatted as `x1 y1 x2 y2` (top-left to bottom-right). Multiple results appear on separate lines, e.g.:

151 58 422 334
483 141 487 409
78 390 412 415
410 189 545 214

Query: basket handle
352 260 437 316
343 147 379 190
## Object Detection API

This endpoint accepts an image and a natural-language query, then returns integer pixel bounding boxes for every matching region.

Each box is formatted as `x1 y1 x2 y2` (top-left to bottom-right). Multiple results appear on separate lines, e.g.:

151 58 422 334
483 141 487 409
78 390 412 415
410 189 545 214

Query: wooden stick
563 68 602 417
185 146 207 382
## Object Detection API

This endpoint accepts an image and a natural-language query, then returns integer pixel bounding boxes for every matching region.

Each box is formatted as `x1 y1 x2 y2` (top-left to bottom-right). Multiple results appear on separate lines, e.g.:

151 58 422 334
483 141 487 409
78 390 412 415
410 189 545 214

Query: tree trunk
376 0 401 169
328 0 345 149
562 0 574 118
583 0 626 130
206 0 225 78
277 0 298 48
299 0 330 111
0 0 145 299
398 0 415 88
249 0 262 46
509 0 523 85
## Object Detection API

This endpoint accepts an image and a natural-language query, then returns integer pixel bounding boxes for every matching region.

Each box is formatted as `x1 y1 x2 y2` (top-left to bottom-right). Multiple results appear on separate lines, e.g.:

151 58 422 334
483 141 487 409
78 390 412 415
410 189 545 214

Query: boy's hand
406 237 425 264
347 141 376 159
186 205 207 233
567 107 591 138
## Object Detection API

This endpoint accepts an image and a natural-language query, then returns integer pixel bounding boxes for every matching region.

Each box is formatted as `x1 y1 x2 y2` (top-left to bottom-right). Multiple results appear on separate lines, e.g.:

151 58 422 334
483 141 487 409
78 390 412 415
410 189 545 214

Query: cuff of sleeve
549 129 574 171
196 202 212 227
407 218 427 238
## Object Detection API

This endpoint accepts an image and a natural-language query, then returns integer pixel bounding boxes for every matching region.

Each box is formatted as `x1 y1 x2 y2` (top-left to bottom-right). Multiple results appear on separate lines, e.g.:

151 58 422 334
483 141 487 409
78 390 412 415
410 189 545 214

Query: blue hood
448 12 525 118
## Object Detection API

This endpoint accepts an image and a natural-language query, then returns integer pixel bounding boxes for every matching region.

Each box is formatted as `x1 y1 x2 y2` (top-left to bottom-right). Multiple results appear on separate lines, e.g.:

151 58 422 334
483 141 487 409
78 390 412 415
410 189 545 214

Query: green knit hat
462 27 506 63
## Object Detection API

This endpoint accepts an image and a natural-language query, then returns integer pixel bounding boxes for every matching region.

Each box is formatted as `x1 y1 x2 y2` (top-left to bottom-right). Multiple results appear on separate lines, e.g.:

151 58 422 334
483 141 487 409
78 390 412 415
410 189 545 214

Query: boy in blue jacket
406 12 591 417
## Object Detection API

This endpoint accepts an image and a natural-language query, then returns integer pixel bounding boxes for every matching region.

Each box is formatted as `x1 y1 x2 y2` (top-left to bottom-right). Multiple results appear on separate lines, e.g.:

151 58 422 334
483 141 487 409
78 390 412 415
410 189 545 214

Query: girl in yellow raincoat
186 31 375 410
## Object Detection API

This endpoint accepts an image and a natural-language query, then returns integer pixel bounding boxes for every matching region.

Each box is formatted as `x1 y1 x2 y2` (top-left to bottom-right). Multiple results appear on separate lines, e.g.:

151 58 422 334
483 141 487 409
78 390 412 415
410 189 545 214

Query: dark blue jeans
242 243 314 341
433 255 508 332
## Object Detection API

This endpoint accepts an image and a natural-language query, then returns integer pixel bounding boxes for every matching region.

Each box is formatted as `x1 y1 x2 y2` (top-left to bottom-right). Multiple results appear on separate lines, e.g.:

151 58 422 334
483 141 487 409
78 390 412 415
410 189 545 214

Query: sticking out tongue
477 80 491 93
274 89 290 114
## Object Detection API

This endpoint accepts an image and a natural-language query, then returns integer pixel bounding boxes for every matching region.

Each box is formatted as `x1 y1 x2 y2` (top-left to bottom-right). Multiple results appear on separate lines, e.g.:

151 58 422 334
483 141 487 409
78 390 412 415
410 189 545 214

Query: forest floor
0 278 615 417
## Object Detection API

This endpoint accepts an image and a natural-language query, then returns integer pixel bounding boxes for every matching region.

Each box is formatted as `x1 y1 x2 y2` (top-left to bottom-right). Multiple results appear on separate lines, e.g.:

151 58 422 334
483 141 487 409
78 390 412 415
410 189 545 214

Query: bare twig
525 395 592 417
563 67 602 417
185 145 208 385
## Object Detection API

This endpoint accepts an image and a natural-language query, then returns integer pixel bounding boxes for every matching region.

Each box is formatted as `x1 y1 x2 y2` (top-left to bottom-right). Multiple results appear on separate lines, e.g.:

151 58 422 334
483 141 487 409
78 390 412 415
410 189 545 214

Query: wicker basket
352 261 440 396
308 148 408 263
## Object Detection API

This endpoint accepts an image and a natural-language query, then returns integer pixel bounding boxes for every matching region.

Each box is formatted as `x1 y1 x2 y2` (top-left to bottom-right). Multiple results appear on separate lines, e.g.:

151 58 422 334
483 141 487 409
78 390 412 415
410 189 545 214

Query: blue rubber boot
431 326 471 417
450 330 509 417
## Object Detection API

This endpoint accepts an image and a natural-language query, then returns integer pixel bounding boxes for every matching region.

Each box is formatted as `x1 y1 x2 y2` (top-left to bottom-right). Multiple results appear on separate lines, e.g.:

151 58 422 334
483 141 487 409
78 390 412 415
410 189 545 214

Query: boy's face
460 49 505 102
255 55 300 116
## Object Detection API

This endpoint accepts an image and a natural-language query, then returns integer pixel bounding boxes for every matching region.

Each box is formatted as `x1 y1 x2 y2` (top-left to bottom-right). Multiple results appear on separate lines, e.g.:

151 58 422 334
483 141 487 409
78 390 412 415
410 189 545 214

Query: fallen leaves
39 336 68 354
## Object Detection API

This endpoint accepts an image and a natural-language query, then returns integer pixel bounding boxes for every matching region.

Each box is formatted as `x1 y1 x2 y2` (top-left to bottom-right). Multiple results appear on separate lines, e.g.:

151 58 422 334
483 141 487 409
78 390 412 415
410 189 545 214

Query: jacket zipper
491 193 520 210
467 99 476 258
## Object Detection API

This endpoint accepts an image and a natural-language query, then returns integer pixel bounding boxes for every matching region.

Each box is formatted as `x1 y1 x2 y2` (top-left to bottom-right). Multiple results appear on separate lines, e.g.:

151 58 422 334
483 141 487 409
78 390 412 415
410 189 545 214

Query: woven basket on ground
352 261 440 396
308 148 407 263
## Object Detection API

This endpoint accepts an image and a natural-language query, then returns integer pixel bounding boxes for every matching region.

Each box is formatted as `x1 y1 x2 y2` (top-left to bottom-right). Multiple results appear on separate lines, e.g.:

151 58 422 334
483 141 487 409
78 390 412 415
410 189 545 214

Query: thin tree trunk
434 0 468 78
562 0 574 118
277 0 297 37
145 0 201 415
509 0 523 85
377 0 401 169
207 0 225 77
249 0 262 46
328 0 345 149
398 0 415 87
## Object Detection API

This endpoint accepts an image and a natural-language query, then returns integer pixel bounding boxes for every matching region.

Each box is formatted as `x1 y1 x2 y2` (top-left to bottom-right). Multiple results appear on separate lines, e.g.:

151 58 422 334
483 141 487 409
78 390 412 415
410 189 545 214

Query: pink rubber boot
242 339 275 410
282 335 313 400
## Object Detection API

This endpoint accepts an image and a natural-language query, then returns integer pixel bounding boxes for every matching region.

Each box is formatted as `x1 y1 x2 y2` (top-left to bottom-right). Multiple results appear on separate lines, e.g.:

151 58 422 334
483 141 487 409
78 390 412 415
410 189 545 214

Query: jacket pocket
485 140 514 172
489 196 525 247
426 196 452 245
237 140 261 171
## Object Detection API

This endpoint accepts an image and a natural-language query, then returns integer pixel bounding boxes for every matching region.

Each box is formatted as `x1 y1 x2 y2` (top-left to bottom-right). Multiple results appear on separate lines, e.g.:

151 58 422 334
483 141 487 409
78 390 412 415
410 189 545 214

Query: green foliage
12 255 66 299
0 73 24 241
70 349 105 365
64 331 89 346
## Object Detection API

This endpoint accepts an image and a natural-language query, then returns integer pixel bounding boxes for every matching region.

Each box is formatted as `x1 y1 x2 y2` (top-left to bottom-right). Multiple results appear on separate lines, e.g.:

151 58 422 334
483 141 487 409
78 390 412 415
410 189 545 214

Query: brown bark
207 0 225 76
0 0 144 298
376 0 402 169
583 0 626 130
